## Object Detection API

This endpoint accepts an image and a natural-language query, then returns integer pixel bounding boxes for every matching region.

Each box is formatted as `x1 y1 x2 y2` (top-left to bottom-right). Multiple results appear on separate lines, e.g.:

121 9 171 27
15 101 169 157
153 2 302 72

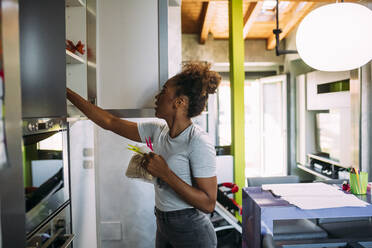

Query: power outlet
100 221 122 241
83 148 93 157
83 160 93 169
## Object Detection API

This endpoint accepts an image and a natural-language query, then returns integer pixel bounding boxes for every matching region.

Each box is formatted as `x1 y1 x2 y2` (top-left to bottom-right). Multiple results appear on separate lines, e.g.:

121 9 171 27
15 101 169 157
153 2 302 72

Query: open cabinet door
245 74 288 177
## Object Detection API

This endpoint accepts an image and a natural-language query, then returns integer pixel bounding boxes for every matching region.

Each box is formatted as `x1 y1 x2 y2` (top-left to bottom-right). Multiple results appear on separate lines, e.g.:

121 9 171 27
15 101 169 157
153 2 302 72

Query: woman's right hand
142 152 171 180
65 86 141 142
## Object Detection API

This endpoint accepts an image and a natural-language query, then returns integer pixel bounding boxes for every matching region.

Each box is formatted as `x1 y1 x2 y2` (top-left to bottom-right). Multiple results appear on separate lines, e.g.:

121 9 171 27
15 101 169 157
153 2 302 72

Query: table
242 186 372 248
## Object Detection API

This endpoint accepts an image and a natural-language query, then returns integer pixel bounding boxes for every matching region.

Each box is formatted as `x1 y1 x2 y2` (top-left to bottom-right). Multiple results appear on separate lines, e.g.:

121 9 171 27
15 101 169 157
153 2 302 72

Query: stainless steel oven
22 118 71 242
26 205 73 248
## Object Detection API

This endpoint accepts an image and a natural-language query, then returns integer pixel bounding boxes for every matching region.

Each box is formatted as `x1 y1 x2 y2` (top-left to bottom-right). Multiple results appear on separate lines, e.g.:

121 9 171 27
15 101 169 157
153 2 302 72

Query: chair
247 175 300 186
314 179 348 185
247 176 328 241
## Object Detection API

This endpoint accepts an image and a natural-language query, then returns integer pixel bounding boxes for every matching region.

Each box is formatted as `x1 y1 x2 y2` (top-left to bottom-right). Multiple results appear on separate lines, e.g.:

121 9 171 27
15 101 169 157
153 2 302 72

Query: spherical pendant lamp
296 3 372 71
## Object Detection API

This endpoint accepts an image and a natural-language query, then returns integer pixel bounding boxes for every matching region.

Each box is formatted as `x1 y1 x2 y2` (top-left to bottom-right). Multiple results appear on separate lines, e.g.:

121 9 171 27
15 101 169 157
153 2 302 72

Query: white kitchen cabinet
296 74 316 166
306 70 350 110
66 0 88 101
297 71 353 176
97 0 168 109
66 0 85 7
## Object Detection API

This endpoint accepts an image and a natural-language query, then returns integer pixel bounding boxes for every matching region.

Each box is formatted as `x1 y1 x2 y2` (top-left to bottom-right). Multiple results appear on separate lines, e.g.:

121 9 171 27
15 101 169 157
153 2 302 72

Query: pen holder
350 172 368 195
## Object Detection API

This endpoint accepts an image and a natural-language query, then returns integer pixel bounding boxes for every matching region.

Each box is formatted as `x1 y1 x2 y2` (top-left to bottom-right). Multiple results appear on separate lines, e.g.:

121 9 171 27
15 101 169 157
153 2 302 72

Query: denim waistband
154 207 197 219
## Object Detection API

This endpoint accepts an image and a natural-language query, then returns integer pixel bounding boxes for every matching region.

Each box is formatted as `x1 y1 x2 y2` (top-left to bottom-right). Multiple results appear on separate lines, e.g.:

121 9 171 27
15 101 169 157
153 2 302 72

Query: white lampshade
296 3 372 71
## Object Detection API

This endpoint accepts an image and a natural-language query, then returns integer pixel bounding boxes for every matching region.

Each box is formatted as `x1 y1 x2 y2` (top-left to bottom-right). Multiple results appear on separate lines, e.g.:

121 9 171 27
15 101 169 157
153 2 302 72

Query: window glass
217 80 231 146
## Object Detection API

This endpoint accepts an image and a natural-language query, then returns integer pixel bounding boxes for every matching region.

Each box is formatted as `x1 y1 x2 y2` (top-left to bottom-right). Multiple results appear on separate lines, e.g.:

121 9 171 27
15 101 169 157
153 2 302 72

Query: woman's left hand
143 152 170 180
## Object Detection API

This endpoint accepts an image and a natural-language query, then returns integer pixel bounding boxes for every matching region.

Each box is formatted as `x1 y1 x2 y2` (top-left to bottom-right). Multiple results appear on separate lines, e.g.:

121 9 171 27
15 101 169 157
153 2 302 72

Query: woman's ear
173 97 183 109
174 96 188 110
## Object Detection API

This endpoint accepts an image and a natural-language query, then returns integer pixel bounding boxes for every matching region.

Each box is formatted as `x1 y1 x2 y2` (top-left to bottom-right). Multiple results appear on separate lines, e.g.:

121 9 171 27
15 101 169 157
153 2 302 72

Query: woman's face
154 78 178 119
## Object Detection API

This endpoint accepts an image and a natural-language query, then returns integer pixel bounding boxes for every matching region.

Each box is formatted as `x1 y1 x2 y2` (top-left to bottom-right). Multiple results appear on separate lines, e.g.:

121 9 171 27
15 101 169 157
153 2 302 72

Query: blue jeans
155 207 217 248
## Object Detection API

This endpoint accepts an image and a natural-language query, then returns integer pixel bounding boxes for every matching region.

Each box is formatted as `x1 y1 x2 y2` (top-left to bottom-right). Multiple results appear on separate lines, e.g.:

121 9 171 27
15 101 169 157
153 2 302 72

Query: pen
145 137 153 151
352 167 362 194
149 137 153 151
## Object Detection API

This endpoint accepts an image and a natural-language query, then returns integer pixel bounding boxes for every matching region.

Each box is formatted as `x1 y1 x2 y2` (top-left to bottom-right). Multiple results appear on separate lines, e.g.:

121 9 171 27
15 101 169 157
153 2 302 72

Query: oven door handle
27 230 74 248
40 228 64 248
59 234 75 248
39 229 75 248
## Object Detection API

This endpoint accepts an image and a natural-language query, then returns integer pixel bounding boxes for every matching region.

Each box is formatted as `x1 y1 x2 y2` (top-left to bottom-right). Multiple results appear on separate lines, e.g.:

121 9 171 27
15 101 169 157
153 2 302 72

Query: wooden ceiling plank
183 0 356 2
248 0 357 2
200 2 217 44
279 2 298 19
243 2 263 39
266 2 316 50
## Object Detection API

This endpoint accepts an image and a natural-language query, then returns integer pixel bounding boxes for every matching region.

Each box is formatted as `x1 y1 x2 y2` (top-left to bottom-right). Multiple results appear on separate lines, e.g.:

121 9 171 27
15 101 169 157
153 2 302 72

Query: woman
67 62 221 248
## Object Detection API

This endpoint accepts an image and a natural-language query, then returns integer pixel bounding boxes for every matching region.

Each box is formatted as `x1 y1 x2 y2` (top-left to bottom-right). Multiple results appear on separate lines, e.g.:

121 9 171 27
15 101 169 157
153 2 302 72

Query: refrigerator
70 113 159 248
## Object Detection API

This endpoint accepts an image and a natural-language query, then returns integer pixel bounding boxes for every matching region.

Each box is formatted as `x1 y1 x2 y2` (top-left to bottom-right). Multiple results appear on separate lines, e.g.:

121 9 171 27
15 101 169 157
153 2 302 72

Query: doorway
245 74 288 177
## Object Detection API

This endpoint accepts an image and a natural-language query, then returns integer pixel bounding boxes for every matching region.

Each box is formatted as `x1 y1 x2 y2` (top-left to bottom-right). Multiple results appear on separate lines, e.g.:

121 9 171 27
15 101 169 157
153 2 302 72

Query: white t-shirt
137 121 216 211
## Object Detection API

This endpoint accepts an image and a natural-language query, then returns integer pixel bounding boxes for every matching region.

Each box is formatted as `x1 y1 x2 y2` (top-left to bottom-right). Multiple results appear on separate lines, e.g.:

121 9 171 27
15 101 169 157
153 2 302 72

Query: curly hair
174 62 221 118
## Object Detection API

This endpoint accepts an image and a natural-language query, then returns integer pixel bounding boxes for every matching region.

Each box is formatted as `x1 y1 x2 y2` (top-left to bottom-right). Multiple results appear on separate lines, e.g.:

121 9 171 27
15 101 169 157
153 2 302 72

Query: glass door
245 75 287 177
22 118 70 237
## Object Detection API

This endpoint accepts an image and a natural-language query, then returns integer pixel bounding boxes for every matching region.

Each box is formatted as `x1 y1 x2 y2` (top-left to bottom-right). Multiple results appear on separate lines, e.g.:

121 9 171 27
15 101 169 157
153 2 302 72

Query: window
212 72 287 177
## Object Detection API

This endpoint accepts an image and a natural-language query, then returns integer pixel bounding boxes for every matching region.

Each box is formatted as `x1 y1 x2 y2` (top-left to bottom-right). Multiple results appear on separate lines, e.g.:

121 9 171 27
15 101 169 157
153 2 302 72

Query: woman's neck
166 115 192 138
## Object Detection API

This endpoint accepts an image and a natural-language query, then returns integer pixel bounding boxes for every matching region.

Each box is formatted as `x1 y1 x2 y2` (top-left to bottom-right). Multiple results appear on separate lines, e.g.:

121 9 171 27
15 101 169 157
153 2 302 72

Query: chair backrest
314 179 348 184
247 175 300 187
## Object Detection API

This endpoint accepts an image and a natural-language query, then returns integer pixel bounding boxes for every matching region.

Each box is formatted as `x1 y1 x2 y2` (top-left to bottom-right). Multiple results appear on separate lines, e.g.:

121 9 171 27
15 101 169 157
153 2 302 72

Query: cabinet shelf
87 61 96 69
66 1 87 104
65 0 85 7
307 154 344 168
66 50 85 64
297 164 332 180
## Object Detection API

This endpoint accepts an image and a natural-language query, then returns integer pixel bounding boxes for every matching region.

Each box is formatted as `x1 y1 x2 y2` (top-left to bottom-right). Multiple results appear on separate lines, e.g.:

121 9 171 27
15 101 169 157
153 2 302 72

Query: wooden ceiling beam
266 2 316 50
200 1 217 44
243 2 263 39
265 2 300 49
183 0 227 2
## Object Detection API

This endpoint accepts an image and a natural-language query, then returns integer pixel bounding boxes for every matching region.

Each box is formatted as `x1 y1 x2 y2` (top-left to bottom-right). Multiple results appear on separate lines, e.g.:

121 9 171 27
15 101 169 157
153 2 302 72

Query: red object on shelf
66 39 76 53
65 39 85 55
75 40 85 55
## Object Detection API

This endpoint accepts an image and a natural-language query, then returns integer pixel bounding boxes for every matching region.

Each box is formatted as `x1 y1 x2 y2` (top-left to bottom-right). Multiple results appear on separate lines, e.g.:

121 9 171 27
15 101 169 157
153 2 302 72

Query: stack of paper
262 183 369 209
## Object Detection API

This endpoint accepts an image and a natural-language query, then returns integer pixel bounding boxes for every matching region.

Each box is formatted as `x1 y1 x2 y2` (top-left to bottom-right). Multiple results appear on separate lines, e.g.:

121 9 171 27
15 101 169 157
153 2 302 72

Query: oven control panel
23 118 66 135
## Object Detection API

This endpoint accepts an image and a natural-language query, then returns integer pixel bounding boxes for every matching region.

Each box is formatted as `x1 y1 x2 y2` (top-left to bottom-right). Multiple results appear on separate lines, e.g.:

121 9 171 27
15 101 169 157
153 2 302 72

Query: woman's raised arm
67 88 141 142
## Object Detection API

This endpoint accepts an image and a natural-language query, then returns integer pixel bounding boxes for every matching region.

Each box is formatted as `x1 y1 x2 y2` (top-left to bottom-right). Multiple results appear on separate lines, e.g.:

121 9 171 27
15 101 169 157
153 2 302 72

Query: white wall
168 6 182 78
182 34 284 65
96 119 156 248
